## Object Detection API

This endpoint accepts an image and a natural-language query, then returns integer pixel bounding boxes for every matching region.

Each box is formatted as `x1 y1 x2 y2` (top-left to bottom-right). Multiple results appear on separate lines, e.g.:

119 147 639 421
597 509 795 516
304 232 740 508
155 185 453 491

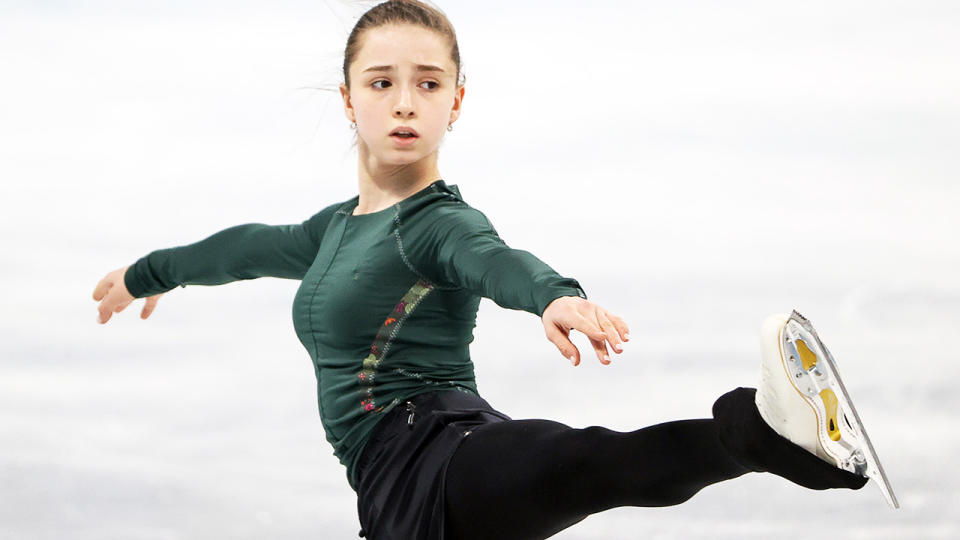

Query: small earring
350 121 357 130
447 124 453 132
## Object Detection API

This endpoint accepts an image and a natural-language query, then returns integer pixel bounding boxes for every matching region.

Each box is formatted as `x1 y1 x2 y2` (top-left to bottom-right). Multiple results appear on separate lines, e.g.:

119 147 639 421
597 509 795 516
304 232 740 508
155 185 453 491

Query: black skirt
354 388 512 540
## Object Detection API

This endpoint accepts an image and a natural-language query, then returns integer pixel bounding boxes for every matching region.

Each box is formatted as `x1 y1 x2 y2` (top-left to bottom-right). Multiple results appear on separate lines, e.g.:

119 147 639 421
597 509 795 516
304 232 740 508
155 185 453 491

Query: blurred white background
1 0 957 538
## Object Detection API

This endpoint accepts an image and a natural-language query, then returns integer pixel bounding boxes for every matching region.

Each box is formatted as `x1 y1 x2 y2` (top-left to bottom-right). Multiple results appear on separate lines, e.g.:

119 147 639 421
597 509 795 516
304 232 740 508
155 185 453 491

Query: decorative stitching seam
392 367 446 385
390 367 464 391
306 221 347 421
357 278 435 413
392 202 462 292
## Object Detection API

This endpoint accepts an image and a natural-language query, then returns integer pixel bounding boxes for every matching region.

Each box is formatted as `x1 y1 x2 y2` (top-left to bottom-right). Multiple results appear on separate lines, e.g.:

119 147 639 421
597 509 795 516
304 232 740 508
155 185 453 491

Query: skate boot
754 310 899 508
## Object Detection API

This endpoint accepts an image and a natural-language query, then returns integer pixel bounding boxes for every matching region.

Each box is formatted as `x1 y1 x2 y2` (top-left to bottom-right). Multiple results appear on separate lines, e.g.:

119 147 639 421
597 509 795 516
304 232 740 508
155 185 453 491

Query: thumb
544 323 580 366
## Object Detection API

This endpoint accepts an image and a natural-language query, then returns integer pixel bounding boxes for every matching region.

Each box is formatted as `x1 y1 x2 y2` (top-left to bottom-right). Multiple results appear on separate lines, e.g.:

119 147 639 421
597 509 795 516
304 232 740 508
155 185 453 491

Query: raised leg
443 417 748 540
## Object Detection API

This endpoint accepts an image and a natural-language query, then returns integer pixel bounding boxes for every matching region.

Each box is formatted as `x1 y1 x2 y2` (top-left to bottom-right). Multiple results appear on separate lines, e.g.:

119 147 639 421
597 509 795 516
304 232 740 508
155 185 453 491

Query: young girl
92 1 893 538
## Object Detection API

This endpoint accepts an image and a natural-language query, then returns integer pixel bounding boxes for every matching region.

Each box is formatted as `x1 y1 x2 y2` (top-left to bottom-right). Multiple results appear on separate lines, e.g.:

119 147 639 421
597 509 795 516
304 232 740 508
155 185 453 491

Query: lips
390 126 419 138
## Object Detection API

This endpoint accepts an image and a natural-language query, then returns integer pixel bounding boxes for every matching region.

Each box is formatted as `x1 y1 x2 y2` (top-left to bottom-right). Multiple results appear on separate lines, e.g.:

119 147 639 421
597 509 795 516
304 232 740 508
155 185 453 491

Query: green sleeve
123 204 339 298
430 207 587 317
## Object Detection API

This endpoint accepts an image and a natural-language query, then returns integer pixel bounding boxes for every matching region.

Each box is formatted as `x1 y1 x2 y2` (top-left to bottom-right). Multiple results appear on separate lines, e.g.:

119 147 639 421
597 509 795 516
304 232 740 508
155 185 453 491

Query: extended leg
444 389 867 540
443 417 748 540
443 311 882 539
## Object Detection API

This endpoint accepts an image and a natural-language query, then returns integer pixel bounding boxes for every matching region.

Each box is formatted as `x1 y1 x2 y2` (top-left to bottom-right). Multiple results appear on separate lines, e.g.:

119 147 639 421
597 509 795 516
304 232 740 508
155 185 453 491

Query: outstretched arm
124 204 338 298
427 206 629 365
93 203 339 324
430 207 587 315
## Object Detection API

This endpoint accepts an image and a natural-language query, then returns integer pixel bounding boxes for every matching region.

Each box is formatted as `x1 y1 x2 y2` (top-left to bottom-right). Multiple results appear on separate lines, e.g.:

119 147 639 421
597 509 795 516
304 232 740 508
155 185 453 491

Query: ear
340 83 355 123
449 84 465 124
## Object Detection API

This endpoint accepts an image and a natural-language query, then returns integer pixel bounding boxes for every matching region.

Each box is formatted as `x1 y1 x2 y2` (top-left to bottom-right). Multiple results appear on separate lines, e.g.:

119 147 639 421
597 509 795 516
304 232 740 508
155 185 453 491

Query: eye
370 80 440 90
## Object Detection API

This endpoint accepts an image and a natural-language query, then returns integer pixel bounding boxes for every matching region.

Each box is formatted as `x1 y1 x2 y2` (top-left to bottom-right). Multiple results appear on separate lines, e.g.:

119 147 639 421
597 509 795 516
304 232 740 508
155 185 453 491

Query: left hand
541 296 629 366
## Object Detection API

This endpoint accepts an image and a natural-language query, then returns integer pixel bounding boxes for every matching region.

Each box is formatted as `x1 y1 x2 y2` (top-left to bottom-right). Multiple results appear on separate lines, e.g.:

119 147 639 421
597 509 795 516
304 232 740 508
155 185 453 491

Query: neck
354 143 442 215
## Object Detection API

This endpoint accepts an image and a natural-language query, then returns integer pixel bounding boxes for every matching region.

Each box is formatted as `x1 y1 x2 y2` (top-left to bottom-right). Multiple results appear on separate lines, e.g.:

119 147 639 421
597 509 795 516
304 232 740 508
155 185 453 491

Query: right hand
93 265 163 324
542 296 629 366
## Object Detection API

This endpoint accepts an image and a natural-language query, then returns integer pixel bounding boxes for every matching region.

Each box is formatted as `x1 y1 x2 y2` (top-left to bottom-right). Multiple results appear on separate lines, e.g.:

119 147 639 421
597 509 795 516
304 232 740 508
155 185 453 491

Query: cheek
353 97 381 122
355 107 376 127
423 112 449 136
355 110 384 140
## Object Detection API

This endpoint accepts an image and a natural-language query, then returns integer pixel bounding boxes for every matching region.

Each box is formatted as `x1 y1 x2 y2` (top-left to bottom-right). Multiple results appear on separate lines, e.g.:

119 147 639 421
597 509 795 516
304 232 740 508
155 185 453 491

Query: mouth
390 126 419 139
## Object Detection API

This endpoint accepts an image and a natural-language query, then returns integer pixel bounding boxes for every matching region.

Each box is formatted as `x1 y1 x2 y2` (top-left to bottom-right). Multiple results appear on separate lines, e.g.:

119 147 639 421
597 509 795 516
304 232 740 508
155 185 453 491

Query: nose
393 85 415 118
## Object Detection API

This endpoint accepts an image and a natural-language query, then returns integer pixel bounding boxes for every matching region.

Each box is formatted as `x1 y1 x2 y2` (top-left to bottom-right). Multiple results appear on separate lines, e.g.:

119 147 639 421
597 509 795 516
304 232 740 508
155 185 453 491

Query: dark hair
342 0 465 149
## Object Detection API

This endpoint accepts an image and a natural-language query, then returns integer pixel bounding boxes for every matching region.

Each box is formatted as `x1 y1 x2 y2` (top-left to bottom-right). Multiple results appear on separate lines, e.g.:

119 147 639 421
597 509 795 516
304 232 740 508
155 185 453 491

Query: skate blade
782 310 900 509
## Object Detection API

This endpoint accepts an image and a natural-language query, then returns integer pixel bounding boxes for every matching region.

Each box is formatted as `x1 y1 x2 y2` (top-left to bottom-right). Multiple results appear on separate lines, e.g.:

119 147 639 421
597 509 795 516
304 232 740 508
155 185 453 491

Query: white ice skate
755 310 899 509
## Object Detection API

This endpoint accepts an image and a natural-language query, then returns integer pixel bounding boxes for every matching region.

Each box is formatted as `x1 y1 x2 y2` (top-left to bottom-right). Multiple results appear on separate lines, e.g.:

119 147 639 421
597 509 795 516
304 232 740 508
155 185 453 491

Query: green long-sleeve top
124 179 587 491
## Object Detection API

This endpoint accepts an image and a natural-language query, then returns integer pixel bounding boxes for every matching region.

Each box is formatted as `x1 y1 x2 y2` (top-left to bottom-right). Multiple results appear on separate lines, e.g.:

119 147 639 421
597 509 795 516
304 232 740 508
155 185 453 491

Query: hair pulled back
342 0 465 91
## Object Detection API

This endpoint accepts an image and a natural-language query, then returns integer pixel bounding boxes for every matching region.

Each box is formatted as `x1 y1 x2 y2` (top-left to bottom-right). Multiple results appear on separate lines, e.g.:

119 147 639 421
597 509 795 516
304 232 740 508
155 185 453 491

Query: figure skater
92 1 894 539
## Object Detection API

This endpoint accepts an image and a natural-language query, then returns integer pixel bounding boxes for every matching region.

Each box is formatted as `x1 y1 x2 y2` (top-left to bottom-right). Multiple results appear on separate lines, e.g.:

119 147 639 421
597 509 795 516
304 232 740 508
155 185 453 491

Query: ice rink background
1 0 957 538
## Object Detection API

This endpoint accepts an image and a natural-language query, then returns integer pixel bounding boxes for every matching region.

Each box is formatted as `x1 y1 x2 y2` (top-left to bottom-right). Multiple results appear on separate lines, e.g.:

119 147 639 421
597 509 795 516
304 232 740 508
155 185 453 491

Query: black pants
443 387 867 540
443 417 746 540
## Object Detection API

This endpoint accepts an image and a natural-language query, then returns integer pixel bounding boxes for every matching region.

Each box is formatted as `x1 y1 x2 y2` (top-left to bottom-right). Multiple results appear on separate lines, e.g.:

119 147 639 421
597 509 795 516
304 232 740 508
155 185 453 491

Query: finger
589 334 611 365
544 323 581 366
142 295 159 319
597 311 623 354
572 312 607 344
97 292 119 324
610 314 631 342
567 314 608 364
92 276 112 301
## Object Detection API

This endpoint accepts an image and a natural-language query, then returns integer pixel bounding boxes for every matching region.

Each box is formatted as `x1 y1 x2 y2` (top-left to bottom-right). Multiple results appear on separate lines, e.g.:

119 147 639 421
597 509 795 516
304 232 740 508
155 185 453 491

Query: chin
380 152 422 165
389 144 430 156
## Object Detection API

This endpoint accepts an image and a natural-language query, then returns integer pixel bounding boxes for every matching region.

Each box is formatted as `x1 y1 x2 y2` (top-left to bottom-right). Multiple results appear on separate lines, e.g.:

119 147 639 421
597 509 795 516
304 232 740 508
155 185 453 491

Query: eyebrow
362 64 446 73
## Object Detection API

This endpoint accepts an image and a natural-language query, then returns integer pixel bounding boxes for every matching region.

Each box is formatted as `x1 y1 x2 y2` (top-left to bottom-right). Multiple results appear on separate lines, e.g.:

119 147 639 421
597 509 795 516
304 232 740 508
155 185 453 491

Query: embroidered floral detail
357 278 434 412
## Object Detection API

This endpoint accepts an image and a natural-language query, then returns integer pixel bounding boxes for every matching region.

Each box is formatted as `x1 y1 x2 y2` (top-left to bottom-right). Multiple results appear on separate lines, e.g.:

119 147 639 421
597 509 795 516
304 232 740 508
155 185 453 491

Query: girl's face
341 24 463 165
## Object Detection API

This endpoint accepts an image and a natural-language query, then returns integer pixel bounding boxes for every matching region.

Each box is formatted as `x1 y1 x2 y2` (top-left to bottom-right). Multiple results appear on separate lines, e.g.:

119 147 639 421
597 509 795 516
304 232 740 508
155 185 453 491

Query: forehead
354 24 454 74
